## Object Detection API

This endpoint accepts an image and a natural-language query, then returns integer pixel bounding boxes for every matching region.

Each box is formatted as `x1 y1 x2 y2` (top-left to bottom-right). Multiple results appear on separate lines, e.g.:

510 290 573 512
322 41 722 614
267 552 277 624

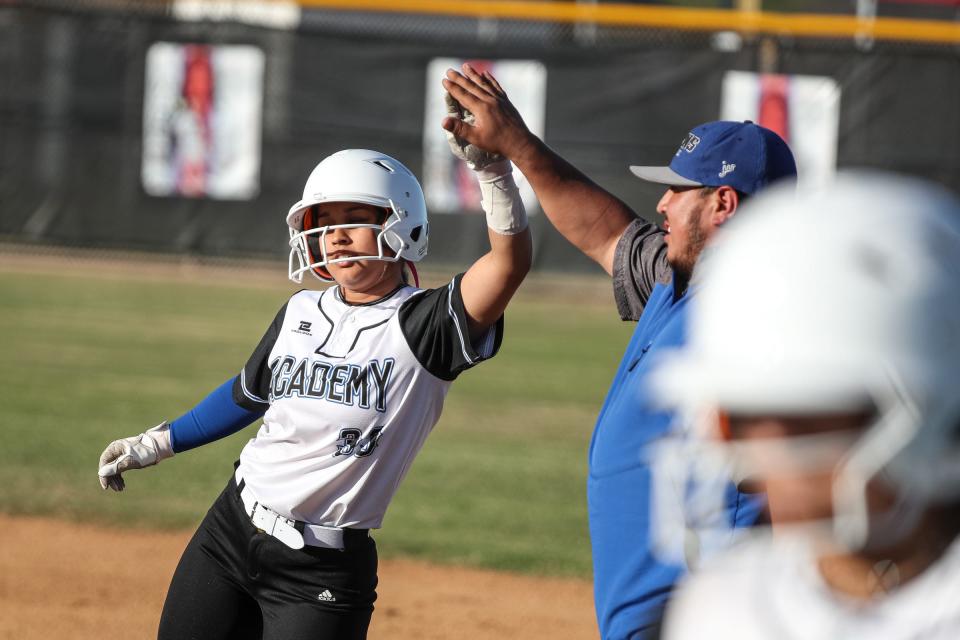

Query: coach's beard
668 226 708 292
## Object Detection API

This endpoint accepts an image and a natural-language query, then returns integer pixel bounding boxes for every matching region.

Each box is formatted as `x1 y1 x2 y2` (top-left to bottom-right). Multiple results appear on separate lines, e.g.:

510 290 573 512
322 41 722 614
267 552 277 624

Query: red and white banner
142 43 264 200
721 71 840 190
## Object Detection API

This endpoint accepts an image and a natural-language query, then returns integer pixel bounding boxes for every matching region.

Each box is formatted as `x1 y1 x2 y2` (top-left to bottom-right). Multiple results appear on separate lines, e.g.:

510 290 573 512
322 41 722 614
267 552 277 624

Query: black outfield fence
2 1 958 273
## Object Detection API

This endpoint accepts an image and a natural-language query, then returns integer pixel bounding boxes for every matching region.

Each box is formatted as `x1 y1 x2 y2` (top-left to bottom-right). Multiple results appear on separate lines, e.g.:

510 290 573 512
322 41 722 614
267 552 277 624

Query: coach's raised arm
441 64 667 304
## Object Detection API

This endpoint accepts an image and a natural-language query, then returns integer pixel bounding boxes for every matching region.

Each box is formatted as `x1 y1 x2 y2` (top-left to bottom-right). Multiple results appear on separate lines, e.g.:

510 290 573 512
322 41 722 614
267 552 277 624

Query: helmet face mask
289 202 405 283
286 150 429 284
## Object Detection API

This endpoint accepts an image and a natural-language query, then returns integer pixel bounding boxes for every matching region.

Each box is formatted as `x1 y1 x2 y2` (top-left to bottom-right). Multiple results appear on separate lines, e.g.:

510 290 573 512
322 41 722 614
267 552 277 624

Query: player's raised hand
97 422 175 491
441 63 535 162
443 91 508 175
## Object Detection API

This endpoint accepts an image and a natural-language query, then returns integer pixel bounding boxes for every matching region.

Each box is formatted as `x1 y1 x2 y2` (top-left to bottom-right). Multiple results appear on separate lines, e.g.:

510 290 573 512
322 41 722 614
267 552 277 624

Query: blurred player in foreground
96 147 531 639
649 172 960 639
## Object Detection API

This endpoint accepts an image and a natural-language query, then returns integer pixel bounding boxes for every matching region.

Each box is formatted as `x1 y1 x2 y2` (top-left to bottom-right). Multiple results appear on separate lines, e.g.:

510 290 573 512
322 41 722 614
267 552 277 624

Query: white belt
234 468 361 551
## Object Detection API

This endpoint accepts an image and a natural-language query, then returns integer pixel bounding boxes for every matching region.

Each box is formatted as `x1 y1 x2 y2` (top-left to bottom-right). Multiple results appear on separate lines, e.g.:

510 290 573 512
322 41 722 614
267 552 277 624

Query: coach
442 64 797 639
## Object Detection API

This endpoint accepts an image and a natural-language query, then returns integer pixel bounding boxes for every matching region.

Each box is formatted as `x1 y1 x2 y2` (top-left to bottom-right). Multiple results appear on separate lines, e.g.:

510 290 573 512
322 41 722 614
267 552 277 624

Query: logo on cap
677 132 701 156
719 161 736 178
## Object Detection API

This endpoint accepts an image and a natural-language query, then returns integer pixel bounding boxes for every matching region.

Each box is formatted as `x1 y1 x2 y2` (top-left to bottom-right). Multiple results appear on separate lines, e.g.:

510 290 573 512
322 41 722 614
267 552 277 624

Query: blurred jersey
664 535 960 640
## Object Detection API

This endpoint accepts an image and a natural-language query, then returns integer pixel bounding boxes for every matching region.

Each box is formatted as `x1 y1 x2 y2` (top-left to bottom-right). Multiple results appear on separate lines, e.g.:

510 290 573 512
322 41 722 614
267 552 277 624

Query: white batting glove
444 92 527 235
444 92 511 180
98 421 175 491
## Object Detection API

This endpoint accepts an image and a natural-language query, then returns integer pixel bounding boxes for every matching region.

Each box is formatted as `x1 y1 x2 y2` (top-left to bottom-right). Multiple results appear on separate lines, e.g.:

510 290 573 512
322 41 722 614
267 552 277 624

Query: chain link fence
2 0 958 272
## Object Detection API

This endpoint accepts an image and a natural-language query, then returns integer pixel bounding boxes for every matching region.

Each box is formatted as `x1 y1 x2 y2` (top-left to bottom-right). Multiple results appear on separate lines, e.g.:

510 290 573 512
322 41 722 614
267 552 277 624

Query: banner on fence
142 42 265 200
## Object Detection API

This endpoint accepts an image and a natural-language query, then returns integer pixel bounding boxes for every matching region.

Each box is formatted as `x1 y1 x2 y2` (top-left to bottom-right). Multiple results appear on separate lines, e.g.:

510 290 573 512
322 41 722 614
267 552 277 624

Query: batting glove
444 92 512 180
98 421 175 491
444 92 527 235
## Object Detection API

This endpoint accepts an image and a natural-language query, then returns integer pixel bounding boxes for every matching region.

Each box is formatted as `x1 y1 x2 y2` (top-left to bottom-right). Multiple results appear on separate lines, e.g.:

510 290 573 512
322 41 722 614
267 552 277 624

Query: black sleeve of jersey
231 302 288 411
398 273 504 381
612 217 672 321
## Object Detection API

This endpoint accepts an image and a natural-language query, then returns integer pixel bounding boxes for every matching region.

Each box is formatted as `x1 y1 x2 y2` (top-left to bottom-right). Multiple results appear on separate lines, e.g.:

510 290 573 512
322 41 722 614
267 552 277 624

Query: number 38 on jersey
334 426 384 458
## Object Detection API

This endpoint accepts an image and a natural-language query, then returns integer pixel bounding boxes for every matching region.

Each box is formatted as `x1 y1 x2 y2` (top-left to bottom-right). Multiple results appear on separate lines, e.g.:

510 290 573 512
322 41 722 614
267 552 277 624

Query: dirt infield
0 515 596 639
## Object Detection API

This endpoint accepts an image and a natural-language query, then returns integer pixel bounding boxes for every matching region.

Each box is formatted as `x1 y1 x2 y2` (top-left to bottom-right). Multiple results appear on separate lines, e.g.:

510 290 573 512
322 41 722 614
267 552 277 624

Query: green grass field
0 260 633 577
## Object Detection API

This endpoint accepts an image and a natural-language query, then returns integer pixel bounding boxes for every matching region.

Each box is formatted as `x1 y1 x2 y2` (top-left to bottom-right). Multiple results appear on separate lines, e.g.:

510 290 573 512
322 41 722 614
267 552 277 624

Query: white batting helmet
286 149 429 283
648 171 960 554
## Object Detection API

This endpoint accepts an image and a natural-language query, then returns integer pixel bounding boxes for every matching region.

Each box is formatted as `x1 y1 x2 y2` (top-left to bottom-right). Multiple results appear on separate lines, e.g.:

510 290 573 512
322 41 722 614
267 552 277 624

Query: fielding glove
98 421 174 491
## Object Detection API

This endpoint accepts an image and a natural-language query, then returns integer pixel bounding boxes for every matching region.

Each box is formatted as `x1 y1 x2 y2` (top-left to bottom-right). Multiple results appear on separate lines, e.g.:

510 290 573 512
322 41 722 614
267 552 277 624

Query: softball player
97 146 532 639
652 173 960 639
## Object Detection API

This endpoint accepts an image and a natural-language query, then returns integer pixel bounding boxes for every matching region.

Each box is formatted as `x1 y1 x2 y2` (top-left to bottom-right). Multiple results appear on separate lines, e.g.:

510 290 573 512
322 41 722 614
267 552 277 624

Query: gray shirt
612 217 671 322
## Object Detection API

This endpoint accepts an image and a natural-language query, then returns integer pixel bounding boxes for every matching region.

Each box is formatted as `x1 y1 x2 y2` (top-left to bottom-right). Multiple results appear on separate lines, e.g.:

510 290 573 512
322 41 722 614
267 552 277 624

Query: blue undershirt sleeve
169 376 266 453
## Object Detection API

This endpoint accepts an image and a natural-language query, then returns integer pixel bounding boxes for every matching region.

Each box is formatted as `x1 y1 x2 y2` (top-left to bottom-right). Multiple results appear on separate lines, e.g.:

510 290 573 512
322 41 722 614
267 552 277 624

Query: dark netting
2 1 958 272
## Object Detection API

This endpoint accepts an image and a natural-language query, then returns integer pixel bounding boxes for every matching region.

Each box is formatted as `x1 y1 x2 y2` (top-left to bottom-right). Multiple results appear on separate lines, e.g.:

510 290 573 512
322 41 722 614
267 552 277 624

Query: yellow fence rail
295 0 960 45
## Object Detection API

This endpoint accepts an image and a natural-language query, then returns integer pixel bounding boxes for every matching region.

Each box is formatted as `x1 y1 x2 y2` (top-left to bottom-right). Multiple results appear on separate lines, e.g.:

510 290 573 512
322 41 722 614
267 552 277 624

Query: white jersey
231 275 501 529
664 534 960 640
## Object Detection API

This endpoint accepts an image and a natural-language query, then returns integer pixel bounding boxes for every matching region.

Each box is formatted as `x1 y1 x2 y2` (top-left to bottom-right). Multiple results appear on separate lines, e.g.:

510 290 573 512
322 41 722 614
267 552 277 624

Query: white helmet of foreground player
287 149 429 284
647 171 960 560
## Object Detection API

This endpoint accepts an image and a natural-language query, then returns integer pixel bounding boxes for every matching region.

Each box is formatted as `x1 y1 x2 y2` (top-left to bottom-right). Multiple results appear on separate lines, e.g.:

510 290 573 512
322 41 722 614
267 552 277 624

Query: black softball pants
158 474 378 640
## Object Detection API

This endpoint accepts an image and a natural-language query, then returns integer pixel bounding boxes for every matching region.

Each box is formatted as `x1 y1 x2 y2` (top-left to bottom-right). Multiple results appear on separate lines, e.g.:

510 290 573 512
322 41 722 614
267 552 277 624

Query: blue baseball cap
630 120 797 195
